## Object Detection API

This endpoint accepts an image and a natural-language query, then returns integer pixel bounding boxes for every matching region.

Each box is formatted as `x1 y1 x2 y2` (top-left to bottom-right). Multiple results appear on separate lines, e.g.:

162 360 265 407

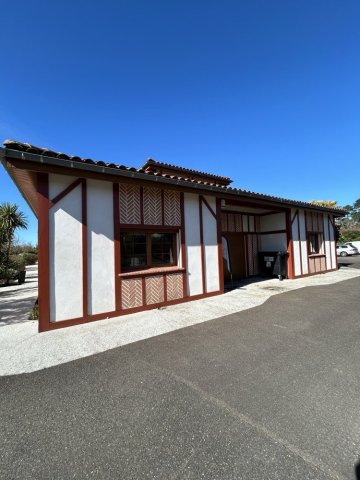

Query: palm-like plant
0 203 28 284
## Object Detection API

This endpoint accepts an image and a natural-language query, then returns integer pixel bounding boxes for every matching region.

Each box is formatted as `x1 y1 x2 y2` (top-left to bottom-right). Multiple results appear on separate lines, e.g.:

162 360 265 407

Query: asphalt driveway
1 277 360 480
338 254 360 269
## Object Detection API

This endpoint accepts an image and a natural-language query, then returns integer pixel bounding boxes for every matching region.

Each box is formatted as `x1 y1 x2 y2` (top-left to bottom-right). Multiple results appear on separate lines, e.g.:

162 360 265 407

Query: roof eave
1 147 346 216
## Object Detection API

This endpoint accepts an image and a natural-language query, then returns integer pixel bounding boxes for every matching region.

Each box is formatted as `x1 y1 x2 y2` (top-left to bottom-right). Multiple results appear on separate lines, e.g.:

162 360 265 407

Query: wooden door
223 234 247 281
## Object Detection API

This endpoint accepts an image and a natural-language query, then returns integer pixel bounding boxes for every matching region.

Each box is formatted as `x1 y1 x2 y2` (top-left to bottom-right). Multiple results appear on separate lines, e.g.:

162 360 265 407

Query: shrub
338 228 360 244
22 252 38 265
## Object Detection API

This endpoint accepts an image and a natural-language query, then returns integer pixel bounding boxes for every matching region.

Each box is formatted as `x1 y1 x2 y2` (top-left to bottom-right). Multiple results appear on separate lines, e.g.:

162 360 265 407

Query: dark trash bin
258 251 288 280
17 270 26 285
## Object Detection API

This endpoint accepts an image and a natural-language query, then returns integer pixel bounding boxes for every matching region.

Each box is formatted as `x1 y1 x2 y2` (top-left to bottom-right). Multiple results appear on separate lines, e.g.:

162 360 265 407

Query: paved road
338 254 360 270
1 277 360 480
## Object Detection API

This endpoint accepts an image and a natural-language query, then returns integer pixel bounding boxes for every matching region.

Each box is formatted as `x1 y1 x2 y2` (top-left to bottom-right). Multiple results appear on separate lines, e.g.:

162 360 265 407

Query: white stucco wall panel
260 212 286 232
260 233 287 252
291 209 302 276
184 193 203 296
49 183 83 322
87 179 115 315
298 210 309 274
49 174 78 200
323 214 332 270
328 215 337 269
202 196 219 293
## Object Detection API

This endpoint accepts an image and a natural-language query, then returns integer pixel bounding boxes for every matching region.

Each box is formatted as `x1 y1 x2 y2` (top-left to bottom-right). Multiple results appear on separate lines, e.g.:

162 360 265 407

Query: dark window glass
121 232 147 268
308 233 320 254
120 231 176 270
151 233 174 265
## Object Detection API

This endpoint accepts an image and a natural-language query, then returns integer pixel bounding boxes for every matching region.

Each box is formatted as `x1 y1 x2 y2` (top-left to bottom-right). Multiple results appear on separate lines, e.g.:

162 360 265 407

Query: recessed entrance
222 234 247 282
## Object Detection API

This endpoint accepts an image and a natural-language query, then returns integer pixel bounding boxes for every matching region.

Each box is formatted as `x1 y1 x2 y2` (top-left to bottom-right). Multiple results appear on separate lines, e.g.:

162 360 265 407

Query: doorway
222 234 247 283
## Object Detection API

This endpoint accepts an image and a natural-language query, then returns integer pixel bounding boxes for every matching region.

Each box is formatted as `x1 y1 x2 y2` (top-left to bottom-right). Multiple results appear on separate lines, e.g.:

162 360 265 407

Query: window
121 231 176 270
121 232 147 268
308 233 323 254
151 233 174 265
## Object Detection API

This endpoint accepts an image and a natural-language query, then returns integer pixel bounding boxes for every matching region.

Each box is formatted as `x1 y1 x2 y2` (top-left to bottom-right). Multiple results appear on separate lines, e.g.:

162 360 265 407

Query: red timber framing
38 175 88 332
198 195 219 295
115 188 221 311
198 196 205 294
31 165 339 331
221 205 296 280
216 198 225 294
116 183 188 310
289 209 338 279
37 177 224 332
37 173 50 332
285 209 295 279
291 209 303 277
113 183 121 311
180 192 188 298
327 214 339 271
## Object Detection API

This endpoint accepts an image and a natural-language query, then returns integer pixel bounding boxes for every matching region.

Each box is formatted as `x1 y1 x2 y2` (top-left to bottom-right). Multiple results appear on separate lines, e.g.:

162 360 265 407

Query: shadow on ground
0 269 38 326
355 461 360 479
0 296 38 326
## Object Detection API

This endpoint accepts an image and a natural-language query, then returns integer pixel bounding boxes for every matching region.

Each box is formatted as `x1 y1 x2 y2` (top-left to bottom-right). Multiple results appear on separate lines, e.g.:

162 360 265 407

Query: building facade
1 140 343 332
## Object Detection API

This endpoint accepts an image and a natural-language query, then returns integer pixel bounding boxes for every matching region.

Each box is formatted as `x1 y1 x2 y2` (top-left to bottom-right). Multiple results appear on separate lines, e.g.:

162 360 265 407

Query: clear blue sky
1 0 359 245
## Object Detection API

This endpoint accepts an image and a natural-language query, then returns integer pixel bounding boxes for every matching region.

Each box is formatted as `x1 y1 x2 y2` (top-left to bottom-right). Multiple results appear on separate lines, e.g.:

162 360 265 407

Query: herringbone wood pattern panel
145 276 164 304
121 278 143 309
143 187 162 225
119 184 141 224
166 273 183 301
164 190 181 226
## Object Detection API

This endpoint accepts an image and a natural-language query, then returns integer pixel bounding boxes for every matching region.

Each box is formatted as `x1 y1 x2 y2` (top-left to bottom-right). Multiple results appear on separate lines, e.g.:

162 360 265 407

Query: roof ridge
142 158 232 182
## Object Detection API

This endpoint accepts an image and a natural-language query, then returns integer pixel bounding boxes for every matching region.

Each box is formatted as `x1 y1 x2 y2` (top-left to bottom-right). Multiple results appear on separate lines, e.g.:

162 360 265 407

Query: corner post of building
285 208 295 279
37 172 50 332
81 178 88 319
216 197 224 293
180 192 188 298
113 182 121 310
331 214 339 271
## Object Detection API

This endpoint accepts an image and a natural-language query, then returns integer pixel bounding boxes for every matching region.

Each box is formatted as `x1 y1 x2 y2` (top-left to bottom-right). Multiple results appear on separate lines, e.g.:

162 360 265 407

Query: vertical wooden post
37 172 50 332
82 179 88 318
286 209 295 279
180 192 188 298
216 198 224 293
199 196 206 294
113 183 121 311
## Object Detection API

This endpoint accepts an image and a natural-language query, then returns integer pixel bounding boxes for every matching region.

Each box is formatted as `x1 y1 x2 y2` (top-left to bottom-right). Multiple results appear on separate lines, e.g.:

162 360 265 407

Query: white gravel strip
1 267 360 376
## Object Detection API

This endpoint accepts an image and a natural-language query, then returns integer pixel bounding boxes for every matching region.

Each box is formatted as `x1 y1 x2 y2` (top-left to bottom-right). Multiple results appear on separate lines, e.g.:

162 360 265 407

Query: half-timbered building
1 140 344 331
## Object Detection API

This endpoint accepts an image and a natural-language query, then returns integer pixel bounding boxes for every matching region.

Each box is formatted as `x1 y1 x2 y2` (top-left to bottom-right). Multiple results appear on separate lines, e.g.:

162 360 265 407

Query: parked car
344 241 360 252
336 244 359 257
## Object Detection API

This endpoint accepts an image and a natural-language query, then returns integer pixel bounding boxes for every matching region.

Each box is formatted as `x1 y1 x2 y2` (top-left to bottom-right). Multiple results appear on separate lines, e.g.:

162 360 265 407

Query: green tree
309 200 338 208
0 203 28 285
343 198 360 224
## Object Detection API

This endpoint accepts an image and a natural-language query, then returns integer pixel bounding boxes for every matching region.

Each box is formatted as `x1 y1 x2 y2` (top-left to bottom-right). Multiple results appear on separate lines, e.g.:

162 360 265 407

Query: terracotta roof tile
141 158 232 186
2 139 346 214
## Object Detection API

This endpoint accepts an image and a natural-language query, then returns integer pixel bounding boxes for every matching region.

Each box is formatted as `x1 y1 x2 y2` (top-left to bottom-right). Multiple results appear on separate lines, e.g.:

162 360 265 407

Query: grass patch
29 300 39 320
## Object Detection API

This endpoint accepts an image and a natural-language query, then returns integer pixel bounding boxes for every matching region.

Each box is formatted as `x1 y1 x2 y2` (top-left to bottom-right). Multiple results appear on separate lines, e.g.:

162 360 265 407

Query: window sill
308 254 326 258
119 266 185 278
